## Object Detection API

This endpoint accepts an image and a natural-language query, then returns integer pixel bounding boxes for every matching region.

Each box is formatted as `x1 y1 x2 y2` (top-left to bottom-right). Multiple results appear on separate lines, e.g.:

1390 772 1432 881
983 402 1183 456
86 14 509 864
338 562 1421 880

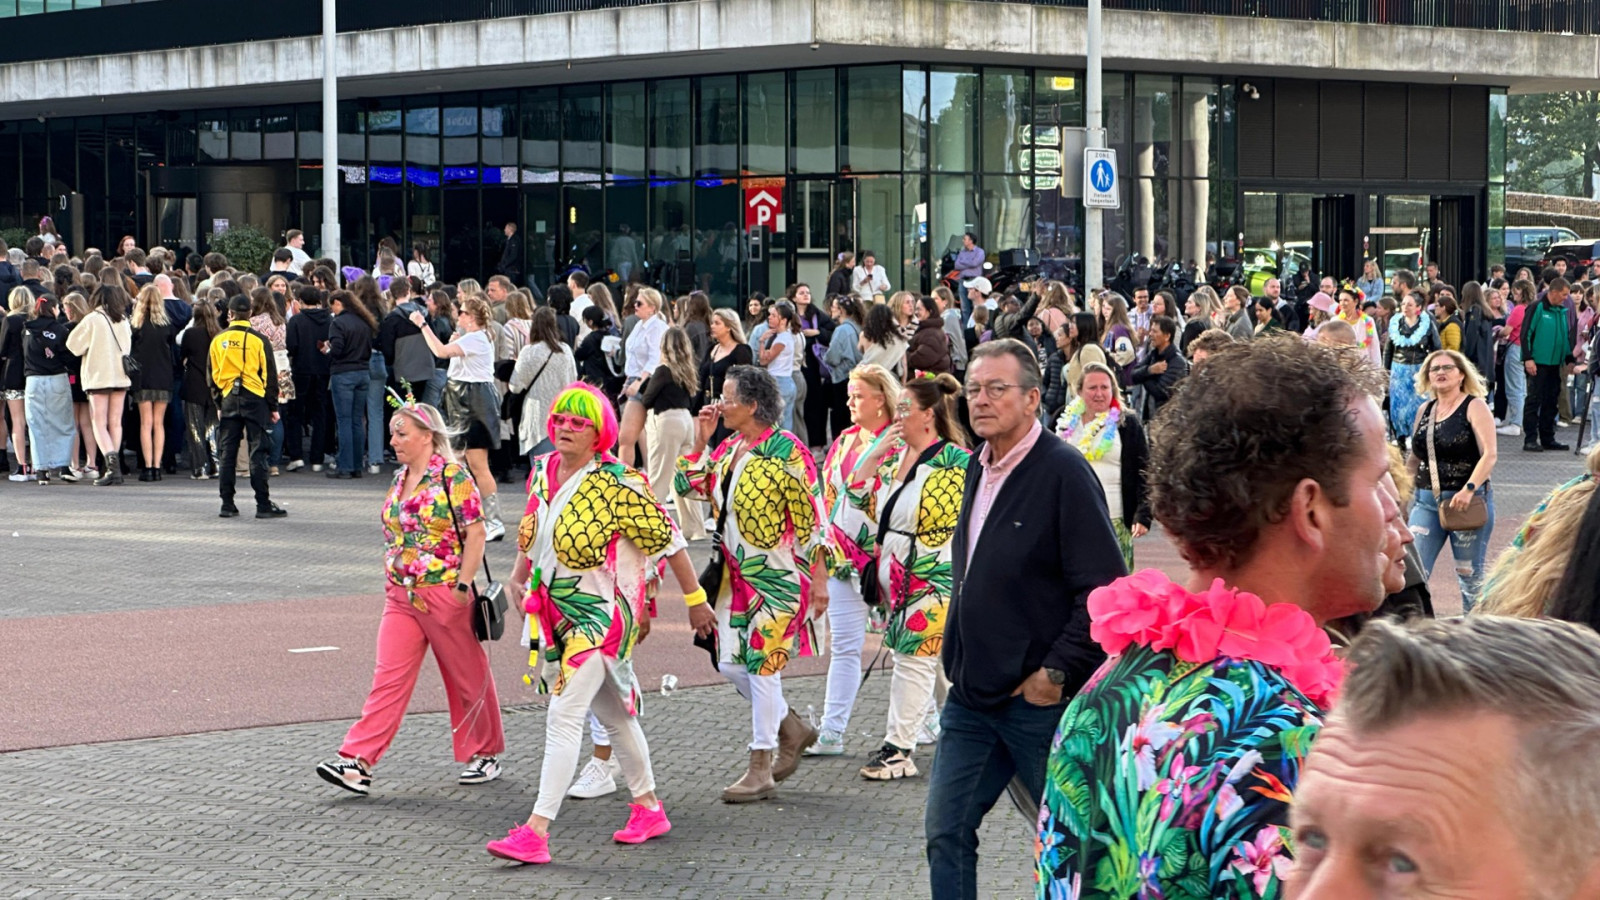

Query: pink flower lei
1087 569 1343 707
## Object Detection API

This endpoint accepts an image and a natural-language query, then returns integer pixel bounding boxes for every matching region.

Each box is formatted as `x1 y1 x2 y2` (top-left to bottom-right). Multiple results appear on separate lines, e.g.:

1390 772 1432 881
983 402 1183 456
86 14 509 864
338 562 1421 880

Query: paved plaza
0 427 1589 898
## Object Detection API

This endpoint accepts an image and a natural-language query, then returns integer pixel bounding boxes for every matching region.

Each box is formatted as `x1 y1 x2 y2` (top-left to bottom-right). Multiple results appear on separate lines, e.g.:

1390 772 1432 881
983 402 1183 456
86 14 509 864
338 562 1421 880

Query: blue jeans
925 693 1065 900
1503 343 1525 429
366 352 388 467
1410 485 1495 612
330 369 368 475
776 373 797 433
422 368 448 410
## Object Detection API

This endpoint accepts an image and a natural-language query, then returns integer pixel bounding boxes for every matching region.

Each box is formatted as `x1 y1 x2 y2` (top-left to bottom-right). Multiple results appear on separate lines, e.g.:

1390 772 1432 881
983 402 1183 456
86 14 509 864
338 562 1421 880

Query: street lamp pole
320 0 341 266
1083 0 1103 292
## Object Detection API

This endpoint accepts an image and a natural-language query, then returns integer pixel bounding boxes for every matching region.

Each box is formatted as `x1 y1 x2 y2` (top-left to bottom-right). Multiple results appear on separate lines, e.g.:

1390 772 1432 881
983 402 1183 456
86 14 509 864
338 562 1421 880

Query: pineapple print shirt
822 423 891 581
852 441 970 657
518 453 684 711
382 456 483 587
676 427 827 676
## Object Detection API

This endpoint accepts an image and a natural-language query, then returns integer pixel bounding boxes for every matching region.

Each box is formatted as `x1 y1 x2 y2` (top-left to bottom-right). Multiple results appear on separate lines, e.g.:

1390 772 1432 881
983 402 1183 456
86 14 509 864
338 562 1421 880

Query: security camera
1241 83 1260 100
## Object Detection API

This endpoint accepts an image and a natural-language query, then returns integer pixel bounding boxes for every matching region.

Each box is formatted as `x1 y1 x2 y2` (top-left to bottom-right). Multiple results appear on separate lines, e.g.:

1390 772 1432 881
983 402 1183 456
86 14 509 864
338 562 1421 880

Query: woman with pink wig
487 382 713 866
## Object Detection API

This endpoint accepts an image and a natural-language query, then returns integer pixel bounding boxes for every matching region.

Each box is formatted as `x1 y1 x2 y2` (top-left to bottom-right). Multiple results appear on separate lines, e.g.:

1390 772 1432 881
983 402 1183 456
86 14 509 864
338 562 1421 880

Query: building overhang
5 0 1597 120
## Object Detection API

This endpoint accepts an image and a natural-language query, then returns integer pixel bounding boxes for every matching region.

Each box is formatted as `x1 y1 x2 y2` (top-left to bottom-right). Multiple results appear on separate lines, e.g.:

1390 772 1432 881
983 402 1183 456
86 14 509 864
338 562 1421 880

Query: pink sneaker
612 801 672 844
486 824 551 864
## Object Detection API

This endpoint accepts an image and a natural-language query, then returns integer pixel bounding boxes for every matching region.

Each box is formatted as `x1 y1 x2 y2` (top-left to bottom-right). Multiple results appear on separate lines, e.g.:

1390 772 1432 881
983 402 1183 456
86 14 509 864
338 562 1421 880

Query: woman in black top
130 284 175 482
179 296 223 479
700 308 753 448
642 326 706 539
0 287 31 479
575 304 624 406
790 283 835 447
328 288 378 478
1406 348 1499 612
22 295 73 484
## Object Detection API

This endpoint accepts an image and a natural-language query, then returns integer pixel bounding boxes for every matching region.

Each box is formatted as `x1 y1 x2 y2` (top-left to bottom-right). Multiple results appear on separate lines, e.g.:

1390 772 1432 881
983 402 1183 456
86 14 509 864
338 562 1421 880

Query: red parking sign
745 187 781 229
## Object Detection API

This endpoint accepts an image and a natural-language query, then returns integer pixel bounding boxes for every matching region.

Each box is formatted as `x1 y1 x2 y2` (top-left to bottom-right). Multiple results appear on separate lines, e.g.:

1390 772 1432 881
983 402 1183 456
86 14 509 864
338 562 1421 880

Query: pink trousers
340 582 506 767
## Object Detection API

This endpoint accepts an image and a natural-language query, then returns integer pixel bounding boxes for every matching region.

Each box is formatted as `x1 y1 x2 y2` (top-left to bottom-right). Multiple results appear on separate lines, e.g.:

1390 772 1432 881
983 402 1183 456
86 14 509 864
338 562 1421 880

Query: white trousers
645 409 705 539
820 576 870 734
885 653 943 751
534 655 654 819
719 663 788 751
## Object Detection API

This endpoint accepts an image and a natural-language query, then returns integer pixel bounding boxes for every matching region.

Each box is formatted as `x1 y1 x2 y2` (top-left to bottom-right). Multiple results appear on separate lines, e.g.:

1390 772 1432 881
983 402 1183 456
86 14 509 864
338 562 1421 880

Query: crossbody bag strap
1423 400 1444 499
874 441 947 548
440 462 493 584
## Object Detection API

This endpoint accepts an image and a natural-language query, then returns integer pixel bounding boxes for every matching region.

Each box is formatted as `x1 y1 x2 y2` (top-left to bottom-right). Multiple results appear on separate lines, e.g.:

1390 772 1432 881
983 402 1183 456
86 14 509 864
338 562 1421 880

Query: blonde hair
889 290 916 327
634 286 664 315
131 284 169 328
389 402 458 465
459 296 491 330
7 286 30 315
1414 349 1487 399
1478 479 1598 619
847 363 901 424
457 278 483 298
711 308 746 344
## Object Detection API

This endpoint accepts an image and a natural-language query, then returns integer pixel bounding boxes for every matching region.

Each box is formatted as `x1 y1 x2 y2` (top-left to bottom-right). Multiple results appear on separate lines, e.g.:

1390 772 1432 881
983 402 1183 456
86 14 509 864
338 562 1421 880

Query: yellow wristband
683 587 709 608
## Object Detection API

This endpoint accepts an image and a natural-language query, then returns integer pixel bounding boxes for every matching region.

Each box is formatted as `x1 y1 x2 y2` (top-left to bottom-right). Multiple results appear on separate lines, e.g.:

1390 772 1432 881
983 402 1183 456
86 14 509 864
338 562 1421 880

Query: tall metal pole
320 0 341 266
1083 0 1103 292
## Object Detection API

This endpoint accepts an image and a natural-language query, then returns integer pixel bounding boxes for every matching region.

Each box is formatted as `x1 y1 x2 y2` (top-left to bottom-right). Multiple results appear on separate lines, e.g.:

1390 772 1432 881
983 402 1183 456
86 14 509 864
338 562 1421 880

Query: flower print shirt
518 453 684 713
382 455 482 587
821 423 891 581
1035 571 1331 900
848 440 969 658
676 427 825 676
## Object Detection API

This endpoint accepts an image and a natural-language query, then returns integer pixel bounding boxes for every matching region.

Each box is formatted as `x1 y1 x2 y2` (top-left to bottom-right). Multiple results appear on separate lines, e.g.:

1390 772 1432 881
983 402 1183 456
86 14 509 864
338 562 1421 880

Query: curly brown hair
1148 335 1369 572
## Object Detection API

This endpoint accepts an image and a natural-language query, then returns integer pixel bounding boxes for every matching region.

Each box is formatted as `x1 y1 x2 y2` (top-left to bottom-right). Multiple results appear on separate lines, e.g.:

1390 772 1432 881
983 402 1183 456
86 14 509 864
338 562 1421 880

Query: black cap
228 294 251 317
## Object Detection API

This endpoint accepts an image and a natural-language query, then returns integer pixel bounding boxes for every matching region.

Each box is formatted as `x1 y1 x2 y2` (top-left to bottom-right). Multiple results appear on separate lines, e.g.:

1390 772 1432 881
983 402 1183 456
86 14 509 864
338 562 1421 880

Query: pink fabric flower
1230 826 1293 895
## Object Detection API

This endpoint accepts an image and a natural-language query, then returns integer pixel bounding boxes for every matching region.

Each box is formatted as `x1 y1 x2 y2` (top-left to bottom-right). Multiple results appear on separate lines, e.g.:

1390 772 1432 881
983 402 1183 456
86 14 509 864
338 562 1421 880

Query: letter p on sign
745 188 781 229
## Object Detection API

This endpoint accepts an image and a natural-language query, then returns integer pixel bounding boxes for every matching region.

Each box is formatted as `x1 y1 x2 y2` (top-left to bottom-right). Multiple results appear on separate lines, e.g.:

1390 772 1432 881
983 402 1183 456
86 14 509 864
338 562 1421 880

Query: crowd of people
11 219 1600 896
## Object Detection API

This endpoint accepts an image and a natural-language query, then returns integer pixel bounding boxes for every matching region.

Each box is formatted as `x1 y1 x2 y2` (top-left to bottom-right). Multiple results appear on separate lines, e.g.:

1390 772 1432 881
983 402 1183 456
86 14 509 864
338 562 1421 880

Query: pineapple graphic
916 445 970 548
732 436 814 550
554 466 673 569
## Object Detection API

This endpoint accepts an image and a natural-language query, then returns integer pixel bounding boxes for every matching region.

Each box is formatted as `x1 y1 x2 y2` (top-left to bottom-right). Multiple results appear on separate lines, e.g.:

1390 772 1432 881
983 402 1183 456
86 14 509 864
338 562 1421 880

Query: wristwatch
1043 667 1067 686
453 583 470 594
1464 481 1478 493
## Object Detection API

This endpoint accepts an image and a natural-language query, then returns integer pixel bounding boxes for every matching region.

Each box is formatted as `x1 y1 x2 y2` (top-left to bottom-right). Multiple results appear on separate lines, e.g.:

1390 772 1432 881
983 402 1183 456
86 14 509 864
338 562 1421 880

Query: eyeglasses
549 413 595 432
1428 364 1459 374
963 381 1020 400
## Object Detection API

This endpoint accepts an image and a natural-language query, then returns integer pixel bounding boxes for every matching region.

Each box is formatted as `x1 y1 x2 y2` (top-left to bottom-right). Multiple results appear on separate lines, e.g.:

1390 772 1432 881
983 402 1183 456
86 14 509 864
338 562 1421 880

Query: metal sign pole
1084 0 1104 292
320 0 341 267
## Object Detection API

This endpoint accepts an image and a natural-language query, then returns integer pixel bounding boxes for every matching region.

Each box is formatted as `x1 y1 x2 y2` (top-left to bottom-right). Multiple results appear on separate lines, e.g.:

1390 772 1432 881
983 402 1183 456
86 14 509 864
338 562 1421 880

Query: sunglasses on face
549 413 595 432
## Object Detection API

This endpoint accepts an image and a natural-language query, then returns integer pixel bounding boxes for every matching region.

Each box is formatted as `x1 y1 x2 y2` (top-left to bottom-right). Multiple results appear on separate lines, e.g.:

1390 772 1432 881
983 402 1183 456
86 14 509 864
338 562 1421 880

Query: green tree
1507 92 1600 198
207 225 275 276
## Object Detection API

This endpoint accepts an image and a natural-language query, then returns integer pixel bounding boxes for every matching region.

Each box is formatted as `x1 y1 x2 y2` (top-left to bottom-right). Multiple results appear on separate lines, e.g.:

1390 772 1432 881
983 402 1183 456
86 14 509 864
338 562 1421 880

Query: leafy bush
0 228 31 252
208 225 275 276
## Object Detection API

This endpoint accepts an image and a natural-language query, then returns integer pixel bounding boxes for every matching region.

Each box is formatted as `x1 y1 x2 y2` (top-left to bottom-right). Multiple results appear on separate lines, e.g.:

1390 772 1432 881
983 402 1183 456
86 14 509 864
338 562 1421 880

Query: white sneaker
311 463 324 473
804 729 845 756
285 459 305 472
458 755 501 785
1496 424 1522 437
367 464 381 475
566 757 618 799
484 518 506 543
916 714 943 746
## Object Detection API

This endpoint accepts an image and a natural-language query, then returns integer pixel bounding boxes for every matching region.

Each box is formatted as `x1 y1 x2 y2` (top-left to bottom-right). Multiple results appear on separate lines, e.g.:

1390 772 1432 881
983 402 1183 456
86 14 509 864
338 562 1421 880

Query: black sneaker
859 743 919 781
316 756 372 796
1524 442 1543 452
219 505 240 518
1544 441 1571 451
256 504 289 519
327 470 352 479
458 755 501 785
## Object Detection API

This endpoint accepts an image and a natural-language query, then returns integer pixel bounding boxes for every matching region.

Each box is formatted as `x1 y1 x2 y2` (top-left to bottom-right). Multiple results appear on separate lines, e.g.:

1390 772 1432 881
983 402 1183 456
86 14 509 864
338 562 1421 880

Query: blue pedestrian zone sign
1084 148 1120 210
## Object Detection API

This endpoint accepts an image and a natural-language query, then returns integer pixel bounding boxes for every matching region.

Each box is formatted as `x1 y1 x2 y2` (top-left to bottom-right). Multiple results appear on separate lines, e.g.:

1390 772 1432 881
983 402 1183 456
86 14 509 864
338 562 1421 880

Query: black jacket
129 320 175 393
178 324 216 404
0 261 20 301
378 301 425 372
1114 413 1153 531
575 325 623 395
944 431 1128 710
328 311 373 375
23 315 69 378
0 312 26 390
286 307 332 379
1129 341 1190 416
21 279 49 300
497 236 522 281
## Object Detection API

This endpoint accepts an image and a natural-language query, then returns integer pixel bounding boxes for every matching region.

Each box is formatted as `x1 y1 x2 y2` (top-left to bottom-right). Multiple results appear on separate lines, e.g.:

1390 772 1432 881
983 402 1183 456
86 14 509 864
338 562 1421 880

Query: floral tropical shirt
519 453 684 712
382 455 482 587
1035 645 1323 899
845 440 969 657
676 427 825 675
822 423 889 581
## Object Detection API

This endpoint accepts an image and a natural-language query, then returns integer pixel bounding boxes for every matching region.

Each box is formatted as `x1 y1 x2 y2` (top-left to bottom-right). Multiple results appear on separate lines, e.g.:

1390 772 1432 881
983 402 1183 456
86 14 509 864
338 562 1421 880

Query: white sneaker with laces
285 459 305 472
458 755 501 785
804 729 845 756
566 757 618 799
316 756 372 795
1496 424 1522 437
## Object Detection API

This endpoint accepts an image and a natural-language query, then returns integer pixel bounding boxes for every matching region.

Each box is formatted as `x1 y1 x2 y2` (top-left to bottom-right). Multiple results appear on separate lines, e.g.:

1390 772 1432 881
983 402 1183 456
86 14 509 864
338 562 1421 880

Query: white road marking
288 646 340 654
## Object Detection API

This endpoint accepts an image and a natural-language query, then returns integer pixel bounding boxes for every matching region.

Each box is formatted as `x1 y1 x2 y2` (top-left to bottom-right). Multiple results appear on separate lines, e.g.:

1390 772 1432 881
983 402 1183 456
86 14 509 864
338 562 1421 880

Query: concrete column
1183 90 1210 269
1134 93 1155 261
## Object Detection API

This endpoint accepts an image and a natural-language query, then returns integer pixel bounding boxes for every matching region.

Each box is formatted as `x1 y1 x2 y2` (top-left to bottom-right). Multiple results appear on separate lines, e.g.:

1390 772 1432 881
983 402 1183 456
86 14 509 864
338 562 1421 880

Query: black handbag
106 312 140 380
442 463 507 641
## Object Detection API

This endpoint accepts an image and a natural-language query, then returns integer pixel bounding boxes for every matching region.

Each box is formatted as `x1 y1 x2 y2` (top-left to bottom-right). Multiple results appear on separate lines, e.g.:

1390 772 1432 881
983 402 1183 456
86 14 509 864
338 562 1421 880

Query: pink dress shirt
965 418 1045 570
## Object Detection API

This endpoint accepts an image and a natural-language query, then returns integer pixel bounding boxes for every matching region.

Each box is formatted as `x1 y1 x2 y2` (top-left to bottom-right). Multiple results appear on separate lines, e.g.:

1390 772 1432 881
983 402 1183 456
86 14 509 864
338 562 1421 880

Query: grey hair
968 337 1042 391
725 364 782 427
1335 616 1600 894
6 248 22 267
389 401 459 466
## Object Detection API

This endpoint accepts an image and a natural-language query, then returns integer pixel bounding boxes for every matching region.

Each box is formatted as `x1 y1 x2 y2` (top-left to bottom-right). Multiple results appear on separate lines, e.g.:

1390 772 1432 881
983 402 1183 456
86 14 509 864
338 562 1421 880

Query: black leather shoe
1524 442 1543 452
138 467 153 483
327 470 352 479
256 504 288 519
1544 441 1571 451
219 505 240 518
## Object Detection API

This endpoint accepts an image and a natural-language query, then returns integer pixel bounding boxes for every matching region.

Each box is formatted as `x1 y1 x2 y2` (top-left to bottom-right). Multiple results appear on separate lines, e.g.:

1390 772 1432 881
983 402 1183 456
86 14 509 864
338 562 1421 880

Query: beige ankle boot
721 749 777 803
772 709 818 783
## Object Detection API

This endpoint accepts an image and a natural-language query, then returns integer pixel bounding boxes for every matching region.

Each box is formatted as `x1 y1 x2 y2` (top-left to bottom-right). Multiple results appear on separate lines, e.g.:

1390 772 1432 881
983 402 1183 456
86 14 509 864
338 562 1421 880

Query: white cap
969 276 992 295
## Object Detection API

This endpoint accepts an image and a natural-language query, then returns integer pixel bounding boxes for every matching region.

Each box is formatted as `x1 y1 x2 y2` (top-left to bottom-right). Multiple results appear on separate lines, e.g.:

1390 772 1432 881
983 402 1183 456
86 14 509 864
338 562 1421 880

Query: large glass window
650 79 691 180
695 181 741 303
606 183 647 284
520 87 559 178
743 72 786 176
197 113 228 164
982 69 1031 174
649 180 692 292
481 92 518 174
442 97 479 185
562 85 602 182
930 173 976 265
842 66 900 173
903 68 928 172
930 69 977 173
853 175 902 294
606 82 646 181
230 108 262 161
697 75 739 178
793 69 836 174
262 107 295 160
368 99 403 185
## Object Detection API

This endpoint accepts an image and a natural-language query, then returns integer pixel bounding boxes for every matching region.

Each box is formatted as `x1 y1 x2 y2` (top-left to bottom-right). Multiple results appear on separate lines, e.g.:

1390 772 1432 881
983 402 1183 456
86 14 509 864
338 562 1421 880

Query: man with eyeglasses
924 338 1126 900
